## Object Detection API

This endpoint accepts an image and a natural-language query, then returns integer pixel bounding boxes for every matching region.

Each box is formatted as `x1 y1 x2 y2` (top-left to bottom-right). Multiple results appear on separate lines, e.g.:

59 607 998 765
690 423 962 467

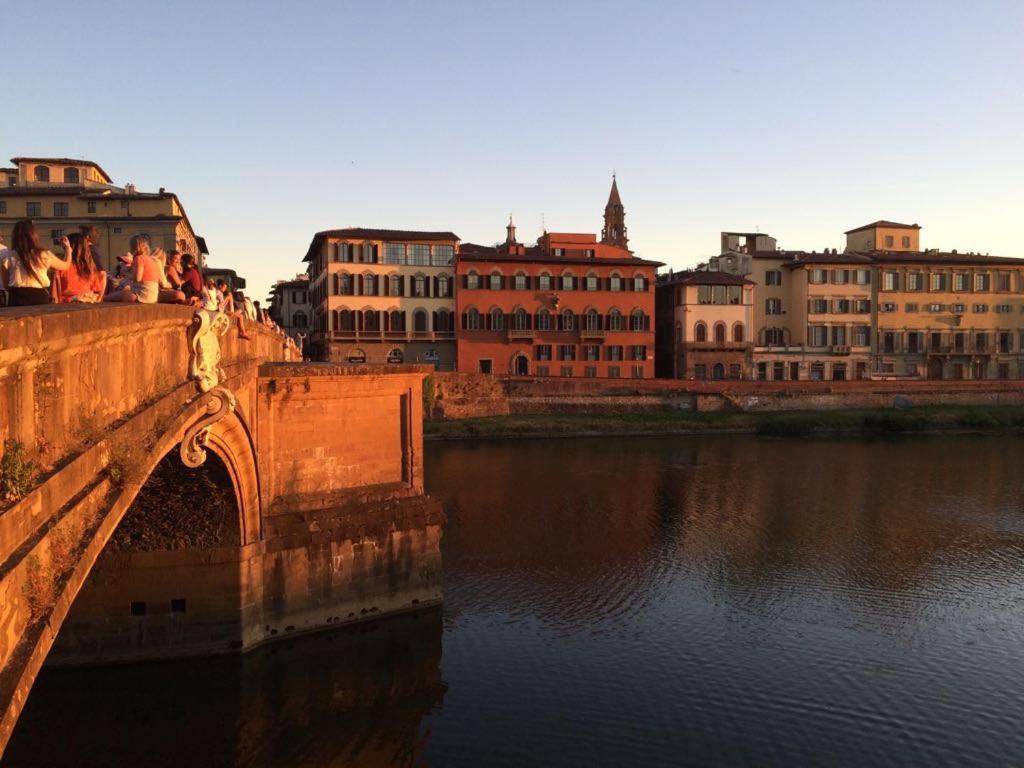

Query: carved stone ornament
188 309 232 393
180 386 237 468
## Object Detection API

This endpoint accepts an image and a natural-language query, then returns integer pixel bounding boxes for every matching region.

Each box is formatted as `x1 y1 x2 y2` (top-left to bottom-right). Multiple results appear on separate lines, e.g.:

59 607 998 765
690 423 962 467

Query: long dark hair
11 220 44 274
67 232 96 277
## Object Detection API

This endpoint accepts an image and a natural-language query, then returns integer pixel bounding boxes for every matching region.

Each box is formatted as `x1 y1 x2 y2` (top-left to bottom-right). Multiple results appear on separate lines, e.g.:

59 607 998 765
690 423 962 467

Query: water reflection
9 435 1024 767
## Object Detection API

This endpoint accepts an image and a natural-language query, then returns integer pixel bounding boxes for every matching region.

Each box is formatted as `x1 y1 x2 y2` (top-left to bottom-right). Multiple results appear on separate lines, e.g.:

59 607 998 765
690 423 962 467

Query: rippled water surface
9 435 1024 767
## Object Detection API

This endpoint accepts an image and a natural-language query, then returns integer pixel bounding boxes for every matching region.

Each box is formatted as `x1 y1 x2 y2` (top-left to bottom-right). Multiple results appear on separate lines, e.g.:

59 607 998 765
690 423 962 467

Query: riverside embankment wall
426 373 1024 419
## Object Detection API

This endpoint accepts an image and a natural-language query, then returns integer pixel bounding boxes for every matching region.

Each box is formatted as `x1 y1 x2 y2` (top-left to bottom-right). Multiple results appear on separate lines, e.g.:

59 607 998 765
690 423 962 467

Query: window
340 274 353 295
883 272 899 291
384 243 405 264
561 310 575 330
408 244 430 266
561 273 575 291
954 273 969 291
833 299 850 314
490 308 504 330
765 270 782 286
413 274 427 297
694 322 707 342
512 308 529 330
437 275 450 297
630 310 647 331
362 243 378 263
64 167 79 184
466 271 480 290
50 228 65 242
538 273 552 291
999 333 1013 353
514 272 528 290
884 235 894 248
927 303 944 313
694 364 707 380
633 275 646 291
608 366 621 379
535 345 552 361
26 202 41 217
559 344 576 361
975 273 990 291
431 244 454 266
907 272 923 291
293 311 308 328
996 304 1011 314
632 365 645 379
902 236 911 248
584 366 597 378
561 366 573 377
854 325 870 346
584 309 601 331
389 274 403 296
764 327 785 346
489 272 503 290
413 310 428 333
810 326 828 346
34 166 50 182
905 302 918 313
973 304 988 313
997 272 1011 292
362 274 377 295
855 299 871 313
766 298 783 315
854 269 871 285
951 303 965 313
586 273 598 291
729 364 741 380
0 202 5 214
930 273 947 291
810 269 827 284
732 324 744 343
831 269 848 285
714 323 726 344
976 332 989 352
608 309 623 330
631 345 646 361
537 310 552 331
584 344 599 361
610 274 622 291
810 298 828 314
465 308 481 330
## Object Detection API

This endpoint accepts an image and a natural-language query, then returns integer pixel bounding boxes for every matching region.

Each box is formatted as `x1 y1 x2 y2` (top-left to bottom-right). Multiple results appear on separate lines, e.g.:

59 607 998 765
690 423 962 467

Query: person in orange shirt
57 233 107 303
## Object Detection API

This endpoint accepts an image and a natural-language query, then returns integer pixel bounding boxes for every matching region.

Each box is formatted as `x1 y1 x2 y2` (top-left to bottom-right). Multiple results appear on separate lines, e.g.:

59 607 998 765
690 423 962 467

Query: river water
7 435 1024 767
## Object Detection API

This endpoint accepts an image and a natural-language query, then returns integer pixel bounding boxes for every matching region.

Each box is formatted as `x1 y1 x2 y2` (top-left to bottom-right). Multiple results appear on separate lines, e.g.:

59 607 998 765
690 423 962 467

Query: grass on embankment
424 405 1024 440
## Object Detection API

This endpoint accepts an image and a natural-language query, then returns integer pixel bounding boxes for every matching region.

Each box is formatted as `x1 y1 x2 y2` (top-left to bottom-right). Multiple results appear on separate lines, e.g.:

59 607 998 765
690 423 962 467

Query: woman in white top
0 220 71 306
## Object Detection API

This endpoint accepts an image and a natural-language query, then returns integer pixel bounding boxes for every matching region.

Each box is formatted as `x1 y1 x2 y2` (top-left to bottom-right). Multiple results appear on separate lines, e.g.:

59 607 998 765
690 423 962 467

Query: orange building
455 179 662 377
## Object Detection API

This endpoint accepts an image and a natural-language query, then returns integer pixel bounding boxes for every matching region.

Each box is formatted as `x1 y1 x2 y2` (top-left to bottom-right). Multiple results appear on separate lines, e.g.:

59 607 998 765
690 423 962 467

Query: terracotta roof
457 243 662 268
865 250 1024 266
606 176 622 207
10 157 113 183
844 220 920 235
303 228 460 262
787 252 875 267
658 270 754 287
0 186 88 197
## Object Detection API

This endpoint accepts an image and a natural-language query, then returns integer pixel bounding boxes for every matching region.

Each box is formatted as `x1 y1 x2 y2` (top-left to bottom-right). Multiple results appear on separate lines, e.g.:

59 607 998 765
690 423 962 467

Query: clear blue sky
7 0 1023 300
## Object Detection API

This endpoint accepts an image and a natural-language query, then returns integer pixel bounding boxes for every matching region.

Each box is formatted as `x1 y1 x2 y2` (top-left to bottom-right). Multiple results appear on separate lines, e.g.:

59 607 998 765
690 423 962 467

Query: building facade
305 228 459 369
455 181 661 378
0 156 206 272
655 271 754 379
267 275 311 347
703 221 1024 380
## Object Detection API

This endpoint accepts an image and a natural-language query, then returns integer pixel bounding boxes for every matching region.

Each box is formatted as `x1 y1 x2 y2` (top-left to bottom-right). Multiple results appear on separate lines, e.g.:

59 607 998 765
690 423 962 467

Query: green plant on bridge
1 440 36 503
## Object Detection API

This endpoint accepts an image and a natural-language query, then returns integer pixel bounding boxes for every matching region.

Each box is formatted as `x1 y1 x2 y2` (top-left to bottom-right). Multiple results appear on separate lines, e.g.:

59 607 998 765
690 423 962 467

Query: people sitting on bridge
179 254 204 305
105 234 162 303
202 278 220 311
150 248 186 304
56 232 107 303
0 220 72 306
165 251 184 291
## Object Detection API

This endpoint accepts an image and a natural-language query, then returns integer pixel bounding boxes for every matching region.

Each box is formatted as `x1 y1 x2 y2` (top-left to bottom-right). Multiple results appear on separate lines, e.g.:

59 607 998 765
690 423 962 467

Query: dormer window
64 167 80 184
34 166 50 183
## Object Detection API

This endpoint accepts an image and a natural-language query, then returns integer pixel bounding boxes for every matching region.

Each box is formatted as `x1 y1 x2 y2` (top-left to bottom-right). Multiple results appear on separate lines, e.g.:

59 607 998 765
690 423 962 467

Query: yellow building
0 156 207 272
304 228 459 369
708 222 1024 380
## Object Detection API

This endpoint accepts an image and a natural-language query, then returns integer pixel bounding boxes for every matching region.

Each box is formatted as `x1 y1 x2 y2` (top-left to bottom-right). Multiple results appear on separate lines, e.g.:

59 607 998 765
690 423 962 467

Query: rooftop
844 220 921 235
303 227 461 262
658 270 754 287
10 157 113 184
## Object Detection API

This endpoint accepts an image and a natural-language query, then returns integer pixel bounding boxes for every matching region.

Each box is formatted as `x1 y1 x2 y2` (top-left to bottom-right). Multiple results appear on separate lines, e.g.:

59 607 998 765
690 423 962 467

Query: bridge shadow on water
5 607 444 768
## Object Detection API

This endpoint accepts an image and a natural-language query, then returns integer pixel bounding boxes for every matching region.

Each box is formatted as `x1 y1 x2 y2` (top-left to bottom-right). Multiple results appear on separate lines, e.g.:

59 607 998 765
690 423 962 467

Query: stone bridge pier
0 305 442 756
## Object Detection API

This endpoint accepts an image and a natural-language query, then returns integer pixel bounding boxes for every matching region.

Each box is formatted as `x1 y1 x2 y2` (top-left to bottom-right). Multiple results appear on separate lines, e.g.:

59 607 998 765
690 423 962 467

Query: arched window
585 272 598 291
537 309 552 331
489 271 503 290
633 274 646 292
466 271 480 290
675 322 682 343
437 275 450 297
714 322 726 344
339 310 355 331
630 309 646 331
363 309 379 332
764 327 785 346
733 323 744 343
389 274 402 296
712 363 726 380
561 309 575 331
513 307 529 330
561 272 576 291
387 348 404 363
585 309 601 330
293 311 307 328
514 272 528 290
538 272 552 291
362 273 377 296
347 348 366 363
339 273 353 295
388 309 405 332
465 308 481 330
413 274 427 297
695 322 708 342
436 309 452 332
610 273 622 292
414 309 428 333
34 165 50 182
608 309 623 330
490 307 504 330
64 167 79 184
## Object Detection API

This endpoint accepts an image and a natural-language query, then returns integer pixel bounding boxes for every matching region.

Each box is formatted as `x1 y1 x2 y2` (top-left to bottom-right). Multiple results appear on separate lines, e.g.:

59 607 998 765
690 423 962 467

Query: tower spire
601 174 627 248
506 214 517 245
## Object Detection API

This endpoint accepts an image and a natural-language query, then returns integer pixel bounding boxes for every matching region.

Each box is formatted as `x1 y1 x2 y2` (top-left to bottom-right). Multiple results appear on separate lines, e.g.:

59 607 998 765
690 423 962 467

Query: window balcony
579 327 606 340
507 328 535 341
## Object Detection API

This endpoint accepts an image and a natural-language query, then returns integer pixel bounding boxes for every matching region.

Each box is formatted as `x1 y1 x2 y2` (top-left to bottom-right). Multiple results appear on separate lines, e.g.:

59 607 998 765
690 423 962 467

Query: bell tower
601 174 628 248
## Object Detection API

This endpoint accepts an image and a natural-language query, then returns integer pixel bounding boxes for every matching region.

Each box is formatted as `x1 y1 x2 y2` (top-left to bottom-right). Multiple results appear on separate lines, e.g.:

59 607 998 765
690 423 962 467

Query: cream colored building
0 156 206 272
304 228 458 369
268 275 311 348
708 223 1024 380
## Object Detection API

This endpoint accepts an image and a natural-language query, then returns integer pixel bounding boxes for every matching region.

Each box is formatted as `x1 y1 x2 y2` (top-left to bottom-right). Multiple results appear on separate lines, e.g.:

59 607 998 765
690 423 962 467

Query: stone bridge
0 305 442 755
